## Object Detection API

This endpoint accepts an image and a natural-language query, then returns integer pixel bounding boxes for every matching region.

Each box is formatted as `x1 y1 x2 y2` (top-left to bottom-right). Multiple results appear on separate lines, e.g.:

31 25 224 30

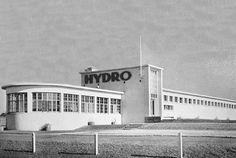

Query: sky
0 0 236 114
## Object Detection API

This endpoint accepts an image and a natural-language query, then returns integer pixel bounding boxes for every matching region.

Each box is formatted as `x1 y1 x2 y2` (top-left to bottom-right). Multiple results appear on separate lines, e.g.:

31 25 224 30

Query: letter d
102 73 111 82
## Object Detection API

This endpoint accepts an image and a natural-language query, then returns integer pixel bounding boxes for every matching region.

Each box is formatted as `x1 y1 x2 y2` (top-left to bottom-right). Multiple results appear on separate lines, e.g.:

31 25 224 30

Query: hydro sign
84 71 132 84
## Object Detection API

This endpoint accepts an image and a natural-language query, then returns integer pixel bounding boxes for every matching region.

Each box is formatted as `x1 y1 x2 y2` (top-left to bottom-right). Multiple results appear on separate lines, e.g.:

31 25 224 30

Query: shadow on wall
40 123 51 131
0 113 6 131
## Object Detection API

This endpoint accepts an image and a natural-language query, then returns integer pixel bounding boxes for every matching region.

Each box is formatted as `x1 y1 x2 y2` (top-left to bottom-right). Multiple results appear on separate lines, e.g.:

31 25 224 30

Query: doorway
151 99 155 116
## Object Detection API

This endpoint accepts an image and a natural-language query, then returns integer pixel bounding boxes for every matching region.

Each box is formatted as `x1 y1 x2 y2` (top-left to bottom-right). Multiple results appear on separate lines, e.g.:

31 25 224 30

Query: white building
163 89 236 120
2 83 123 130
2 64 236 130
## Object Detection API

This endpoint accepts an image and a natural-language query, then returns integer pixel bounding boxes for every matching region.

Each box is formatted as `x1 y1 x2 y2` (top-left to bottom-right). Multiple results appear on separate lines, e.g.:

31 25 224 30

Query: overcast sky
0 0 236 113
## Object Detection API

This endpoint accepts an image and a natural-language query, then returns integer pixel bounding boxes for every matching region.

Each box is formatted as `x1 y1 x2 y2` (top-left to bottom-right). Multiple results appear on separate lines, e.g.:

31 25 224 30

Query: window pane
7 93 27 113
63 94 79 112
32 92 60 112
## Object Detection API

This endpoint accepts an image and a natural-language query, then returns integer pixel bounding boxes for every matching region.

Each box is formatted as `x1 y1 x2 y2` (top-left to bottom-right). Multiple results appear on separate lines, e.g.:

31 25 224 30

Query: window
189 99 192 104
32 92 60 112
164 105 173 110
197 100 200 105
205 101 207 105
164 95 168 101
193 99 196 104
175 97 178 103
64 94 79 112
97 97 108 113
117 99 121 113
215 102 217 106
184 98 187 103
150 69 158 98
179 97 183 103
81 95 94 113
201 100 203 105
7 93 27 113
169 96 173 102
208 101 211 106
110 98 121 114
151 94 157 98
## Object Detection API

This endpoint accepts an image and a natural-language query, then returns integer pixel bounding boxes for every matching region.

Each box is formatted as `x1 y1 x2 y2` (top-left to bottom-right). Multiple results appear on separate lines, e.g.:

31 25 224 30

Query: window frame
32 92 61 112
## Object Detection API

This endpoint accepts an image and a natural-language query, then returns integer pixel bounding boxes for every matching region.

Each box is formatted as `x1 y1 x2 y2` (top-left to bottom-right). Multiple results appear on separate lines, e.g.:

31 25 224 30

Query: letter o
120 71 132 81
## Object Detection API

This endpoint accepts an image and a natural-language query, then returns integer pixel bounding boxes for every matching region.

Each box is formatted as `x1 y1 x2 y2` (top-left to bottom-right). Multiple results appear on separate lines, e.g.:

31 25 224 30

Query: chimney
84 66 98 72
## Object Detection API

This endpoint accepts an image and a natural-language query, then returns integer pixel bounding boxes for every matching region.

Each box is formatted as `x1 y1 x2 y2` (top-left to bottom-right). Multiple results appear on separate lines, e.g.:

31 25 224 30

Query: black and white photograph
0 0 236 157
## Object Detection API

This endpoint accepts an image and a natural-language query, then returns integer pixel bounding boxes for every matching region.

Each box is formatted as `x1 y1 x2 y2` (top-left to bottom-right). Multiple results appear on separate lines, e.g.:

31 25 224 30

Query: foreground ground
0 123 236 158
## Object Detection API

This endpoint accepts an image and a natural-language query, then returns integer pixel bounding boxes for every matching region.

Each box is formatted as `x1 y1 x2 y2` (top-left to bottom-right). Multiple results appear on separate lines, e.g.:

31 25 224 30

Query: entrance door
151 99 155 116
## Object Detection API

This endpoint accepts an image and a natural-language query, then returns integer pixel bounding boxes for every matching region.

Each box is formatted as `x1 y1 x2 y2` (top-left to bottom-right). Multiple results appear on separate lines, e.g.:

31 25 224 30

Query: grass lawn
76 122 236 131
0 123 236 158
1 133 236 158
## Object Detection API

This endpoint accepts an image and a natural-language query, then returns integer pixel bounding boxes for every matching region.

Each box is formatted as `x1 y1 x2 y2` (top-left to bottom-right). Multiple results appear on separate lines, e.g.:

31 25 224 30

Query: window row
64 94 79 112
164 95 236 109
7 93 27 113
7 93 121 114
81 95 95 113
110 98 121 114
33 92 60 112
79 96 121 114
164 105 173 110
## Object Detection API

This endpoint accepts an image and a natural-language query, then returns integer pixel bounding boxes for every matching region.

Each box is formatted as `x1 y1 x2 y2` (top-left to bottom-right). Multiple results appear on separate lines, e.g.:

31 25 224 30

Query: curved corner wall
3 83 123 131
6 112 121 131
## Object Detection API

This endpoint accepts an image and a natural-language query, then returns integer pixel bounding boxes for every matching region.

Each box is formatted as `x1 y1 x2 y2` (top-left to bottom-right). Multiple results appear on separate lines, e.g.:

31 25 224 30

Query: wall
148 66 163 117
163 90 236 120
81 66 149 123
6 112 121 130
4 84 122 130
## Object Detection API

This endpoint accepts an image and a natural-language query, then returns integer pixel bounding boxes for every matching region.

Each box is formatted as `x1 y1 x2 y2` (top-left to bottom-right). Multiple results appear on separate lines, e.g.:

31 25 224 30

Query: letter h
84 75 93 84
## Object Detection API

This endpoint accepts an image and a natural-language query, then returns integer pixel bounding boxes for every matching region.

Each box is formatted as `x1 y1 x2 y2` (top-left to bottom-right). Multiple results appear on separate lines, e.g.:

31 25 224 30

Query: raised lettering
111 72 120 82
102 73 111 82
120 71 132 81
84 74 93 84
84 71 132 84
93 74 102 83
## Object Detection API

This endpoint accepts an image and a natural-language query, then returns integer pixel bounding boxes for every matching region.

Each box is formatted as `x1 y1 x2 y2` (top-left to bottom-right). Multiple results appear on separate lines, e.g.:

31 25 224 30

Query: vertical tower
146 65 163 122
80 64 163 123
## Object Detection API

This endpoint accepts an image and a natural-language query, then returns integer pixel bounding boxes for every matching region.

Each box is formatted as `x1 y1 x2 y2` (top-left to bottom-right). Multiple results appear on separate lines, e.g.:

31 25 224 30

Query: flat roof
163 88 236 103
80 64 163 74
1 83 124 95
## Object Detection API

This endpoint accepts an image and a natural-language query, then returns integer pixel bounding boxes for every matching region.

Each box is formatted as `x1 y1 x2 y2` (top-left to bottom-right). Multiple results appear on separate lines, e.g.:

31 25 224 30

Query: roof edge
163 88 236 103
80 64 163 74
1 83 124 95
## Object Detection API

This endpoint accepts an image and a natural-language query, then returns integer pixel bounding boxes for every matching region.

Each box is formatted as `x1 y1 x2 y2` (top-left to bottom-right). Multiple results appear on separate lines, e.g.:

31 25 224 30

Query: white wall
148 66 163 117
4 84 122 130
163 91 236 120
81 66 149 123
6 112 121 130
81 65 164 123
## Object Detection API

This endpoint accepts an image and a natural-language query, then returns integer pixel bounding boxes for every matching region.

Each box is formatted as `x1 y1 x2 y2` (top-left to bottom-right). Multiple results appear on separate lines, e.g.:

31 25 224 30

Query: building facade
2 64 236 130
163 89 236 120
81 64 236 123
80 64 163 123
2 83 123 130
